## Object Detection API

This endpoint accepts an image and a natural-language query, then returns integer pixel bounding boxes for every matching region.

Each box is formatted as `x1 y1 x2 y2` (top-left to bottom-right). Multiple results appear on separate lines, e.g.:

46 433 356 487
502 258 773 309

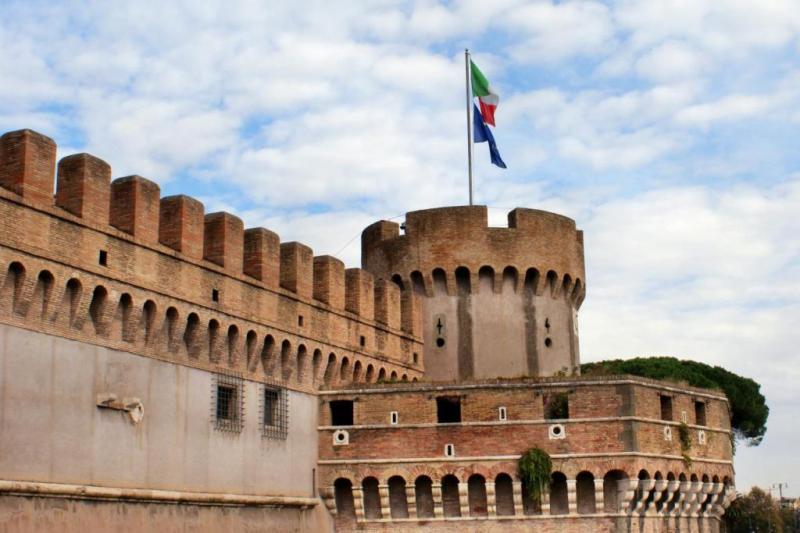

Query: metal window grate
260 384 288 439
212 371 244 433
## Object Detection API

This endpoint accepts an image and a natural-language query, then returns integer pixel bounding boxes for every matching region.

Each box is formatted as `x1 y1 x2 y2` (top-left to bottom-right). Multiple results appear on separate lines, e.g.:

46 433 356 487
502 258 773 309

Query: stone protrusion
313 255 345 309
203 212 244 272
109 176 161 243
374 279 400 329
0 129 57 207
280 242 313 299
345 268 374 319
159 195 205 260
243 228 280 288
56 153 111 225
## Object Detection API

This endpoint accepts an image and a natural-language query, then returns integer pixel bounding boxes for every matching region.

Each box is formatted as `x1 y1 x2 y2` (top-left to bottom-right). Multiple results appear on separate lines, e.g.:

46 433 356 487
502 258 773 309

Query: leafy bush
518 447 552 504
581 357 768 446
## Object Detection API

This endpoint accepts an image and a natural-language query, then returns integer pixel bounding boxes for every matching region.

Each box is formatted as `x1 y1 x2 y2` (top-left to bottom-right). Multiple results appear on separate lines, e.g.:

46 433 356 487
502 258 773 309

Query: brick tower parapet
361 206 585 381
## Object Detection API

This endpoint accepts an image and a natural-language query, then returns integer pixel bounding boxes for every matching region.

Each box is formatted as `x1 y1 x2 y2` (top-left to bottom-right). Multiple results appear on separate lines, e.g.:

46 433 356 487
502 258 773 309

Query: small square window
261 385 288 439
544 392 569 420
98 250 108 266
436 396 461 423
213 372 243 433
212 289 220 302
330 400 354 426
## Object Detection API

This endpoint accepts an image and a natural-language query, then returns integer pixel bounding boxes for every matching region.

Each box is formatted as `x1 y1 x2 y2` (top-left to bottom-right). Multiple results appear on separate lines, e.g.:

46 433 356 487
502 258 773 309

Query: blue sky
2 0 799 495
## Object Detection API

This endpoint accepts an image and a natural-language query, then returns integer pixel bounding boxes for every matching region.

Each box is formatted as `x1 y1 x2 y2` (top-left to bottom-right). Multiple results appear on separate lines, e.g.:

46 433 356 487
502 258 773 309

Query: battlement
362 205 585 306
0 128 423 390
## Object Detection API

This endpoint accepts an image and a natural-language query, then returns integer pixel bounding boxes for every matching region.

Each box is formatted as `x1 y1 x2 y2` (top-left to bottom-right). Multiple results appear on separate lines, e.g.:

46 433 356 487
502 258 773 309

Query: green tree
724 487 797 533
581 357 768 446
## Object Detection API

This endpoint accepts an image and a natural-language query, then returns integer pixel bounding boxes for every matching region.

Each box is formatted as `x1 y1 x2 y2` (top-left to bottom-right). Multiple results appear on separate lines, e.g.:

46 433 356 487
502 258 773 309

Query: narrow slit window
444 443 455 457
298 315 304 327
98 250 108 266
390 411 398 425
499 406 507 421
359 335 366 347
212 289 220 302
694 401 707 426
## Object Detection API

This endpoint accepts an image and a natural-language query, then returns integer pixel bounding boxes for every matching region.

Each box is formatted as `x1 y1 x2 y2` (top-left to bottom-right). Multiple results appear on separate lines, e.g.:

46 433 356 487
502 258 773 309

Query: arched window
495 473 515 516
441 475 461 517
333 478 355 519
362 477 382 519
388 476 409 518
603 470 628 512
576 471 596 514
549 472 568 515
414 476 434 518
467 474 488 517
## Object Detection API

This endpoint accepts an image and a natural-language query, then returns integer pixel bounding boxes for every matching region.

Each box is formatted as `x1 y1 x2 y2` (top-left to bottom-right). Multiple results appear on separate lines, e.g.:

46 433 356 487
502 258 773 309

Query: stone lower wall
0 494 333 533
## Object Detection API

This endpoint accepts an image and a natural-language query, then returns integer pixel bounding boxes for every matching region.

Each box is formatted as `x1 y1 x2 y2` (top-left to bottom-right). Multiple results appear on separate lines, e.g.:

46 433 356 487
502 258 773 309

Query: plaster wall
0 323 319 497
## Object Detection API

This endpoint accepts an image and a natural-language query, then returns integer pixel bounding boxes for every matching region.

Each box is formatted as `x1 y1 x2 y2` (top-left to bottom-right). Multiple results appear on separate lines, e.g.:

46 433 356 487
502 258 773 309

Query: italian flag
471 60 499 126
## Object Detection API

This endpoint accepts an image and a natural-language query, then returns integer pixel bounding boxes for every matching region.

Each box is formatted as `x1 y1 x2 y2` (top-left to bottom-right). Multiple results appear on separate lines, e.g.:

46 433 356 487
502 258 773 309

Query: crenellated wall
361 206 585 381
0 129 424 391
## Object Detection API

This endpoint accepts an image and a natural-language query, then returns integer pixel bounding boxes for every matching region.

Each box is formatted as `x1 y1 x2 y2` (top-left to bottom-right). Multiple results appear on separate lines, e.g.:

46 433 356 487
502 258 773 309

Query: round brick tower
361 206 586 381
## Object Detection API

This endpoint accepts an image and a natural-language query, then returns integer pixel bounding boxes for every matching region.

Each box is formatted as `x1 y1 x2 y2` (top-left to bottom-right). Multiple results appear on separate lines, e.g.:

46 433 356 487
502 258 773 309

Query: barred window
261 385 288 439
213 372 244 433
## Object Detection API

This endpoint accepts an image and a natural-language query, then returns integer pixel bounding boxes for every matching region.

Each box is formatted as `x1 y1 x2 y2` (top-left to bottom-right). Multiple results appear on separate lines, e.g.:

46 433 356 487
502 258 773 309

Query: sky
1 0 798 495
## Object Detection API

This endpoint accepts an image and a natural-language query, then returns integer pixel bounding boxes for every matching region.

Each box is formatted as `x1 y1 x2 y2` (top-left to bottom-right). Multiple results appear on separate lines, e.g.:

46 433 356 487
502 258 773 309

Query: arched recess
432 268 447 295
389 370 398 382
546 270 559 297
227 325 239 367
296 344 309 383
142 300 157 343
33 270 54 320
208 319 220 362
245 330 258 370
441 474 461 517
414 475 434 518
118 293 134 342
549 472 569 515
391 274 405 291
3 262 26 315
165 307 179 352
183 312 200 358
478 265 494 293
523 268 540 295
311 349 323 384
410 270 426 295
89 286 109 336
261 335 276 376
65 278 82 328
401 374 408 382
576 471 596 514
603 470 628 512
333 478 355 519
323 353 337 386
365 364 375 383
388 475 409 518
280 339 293 381
468 474 488 517
455 266 471 295
521 478 541 515
502 266 518 293
377 368 387 382
362 477 382 519
339 357 351 384
495 473 515 516
352 360 363 383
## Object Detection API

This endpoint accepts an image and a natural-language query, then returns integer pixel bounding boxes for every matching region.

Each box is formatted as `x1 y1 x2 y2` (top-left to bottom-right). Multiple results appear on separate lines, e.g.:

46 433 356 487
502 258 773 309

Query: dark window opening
544 393 569 420
264 388 278 426
216 385 236 421
262 385 288 439
298 315 304 327
212 289 219 302
694 400 706 426
330 400 354 426
359 335 366 347
544 337 552 347
437 396 461 423
213 372 243 433
98 250 108 266
436 338 445 348
660 395 673 421
413 352 419 364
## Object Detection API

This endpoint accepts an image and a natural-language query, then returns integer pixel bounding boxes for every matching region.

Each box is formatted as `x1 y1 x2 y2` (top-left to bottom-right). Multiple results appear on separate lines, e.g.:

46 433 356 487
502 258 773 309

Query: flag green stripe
470 60 491 98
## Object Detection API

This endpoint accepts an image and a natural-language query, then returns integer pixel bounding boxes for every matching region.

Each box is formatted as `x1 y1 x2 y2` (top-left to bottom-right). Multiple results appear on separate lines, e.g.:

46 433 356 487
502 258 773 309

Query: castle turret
361 206 585 381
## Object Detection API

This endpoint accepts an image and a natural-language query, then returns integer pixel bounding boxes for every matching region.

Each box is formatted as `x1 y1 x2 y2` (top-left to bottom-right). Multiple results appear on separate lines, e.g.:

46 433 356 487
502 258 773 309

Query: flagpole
465 48 474 206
